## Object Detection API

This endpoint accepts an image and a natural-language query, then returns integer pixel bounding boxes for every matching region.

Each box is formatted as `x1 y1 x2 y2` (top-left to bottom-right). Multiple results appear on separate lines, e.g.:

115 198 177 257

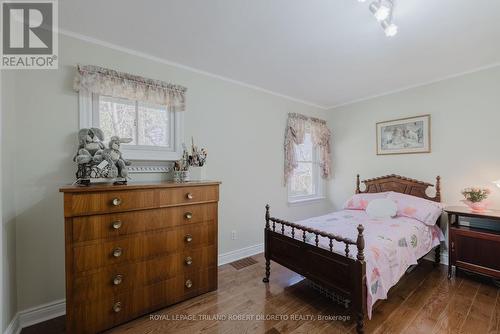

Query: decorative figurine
97 136 133 181
73 128 132 186
73 128 105 164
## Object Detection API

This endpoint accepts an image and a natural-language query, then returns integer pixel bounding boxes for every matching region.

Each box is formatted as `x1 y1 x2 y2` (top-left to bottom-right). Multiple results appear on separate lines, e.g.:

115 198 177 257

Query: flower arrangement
461 187 491 203
173 138 208 182
461 187 491 212
187 137 207 167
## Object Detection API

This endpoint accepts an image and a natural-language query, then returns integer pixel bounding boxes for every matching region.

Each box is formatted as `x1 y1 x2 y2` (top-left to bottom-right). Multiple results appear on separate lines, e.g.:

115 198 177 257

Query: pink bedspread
287 210 444 318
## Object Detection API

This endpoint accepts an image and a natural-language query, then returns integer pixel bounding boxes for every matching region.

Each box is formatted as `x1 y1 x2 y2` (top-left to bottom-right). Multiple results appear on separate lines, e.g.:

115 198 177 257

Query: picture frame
376 115 431 155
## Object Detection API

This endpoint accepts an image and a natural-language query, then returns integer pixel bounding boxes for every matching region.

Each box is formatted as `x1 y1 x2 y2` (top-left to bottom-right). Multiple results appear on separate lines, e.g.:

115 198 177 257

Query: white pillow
366 198 397 219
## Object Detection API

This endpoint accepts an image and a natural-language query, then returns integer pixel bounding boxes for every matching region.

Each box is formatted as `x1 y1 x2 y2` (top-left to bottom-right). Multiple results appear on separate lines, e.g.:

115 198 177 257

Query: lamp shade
493 180 500 188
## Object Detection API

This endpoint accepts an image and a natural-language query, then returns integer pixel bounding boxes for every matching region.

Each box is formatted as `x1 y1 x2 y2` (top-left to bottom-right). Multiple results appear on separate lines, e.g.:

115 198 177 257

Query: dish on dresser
263 174 443 334
60 181 220 334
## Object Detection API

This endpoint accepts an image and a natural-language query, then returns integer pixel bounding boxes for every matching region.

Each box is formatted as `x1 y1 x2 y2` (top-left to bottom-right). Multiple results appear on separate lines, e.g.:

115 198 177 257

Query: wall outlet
231 230 237 240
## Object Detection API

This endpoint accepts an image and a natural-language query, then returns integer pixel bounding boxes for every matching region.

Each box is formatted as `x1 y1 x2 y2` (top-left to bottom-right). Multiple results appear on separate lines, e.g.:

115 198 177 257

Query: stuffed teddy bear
73 128 105 164
97 136 132 178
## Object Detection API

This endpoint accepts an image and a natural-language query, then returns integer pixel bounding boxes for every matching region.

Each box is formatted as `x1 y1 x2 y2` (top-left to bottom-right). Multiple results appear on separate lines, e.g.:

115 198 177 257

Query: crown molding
59 29 500 112
327 62 500 110
59 29 328 110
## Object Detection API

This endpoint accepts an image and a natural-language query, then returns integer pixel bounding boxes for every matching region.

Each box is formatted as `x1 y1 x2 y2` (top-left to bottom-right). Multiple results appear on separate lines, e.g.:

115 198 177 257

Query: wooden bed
262 174 441 334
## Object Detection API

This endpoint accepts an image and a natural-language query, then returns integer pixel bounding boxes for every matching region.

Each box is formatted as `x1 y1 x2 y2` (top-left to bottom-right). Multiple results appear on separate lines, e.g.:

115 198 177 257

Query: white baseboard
18 299 66 328
218 243 264 266
3 299 66 334
3 316 20 334
3 245 265 334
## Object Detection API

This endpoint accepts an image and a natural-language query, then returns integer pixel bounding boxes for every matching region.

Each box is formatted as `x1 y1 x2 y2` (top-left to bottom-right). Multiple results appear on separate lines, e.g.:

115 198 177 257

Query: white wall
2 71 18 333
327 66 500 243
0 66 3 332
2 34 333 315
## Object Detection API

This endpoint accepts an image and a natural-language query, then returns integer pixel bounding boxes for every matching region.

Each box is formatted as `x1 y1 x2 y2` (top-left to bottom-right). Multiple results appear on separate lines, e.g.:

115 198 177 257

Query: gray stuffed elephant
73 128 105 164
95 136 132 178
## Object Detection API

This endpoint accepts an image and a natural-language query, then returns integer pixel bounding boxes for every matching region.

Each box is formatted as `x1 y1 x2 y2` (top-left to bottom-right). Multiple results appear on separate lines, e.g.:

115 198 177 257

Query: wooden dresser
60 181 220 333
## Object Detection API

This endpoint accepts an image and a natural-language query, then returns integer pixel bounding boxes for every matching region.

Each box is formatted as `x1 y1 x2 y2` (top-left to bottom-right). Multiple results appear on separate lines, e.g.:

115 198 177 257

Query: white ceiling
60 0 500 109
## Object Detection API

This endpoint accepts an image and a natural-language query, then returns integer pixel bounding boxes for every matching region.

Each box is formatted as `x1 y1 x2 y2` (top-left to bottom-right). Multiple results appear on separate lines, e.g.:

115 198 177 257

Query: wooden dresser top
445 206 500 221
60 180 221 193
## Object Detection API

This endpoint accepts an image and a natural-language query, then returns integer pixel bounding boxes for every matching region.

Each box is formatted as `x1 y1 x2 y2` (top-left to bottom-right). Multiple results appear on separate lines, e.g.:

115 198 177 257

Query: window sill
288 196 326 207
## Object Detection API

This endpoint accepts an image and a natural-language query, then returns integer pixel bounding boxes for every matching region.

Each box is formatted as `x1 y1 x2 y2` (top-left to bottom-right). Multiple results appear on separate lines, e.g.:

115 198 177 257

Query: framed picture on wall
376 115 431 155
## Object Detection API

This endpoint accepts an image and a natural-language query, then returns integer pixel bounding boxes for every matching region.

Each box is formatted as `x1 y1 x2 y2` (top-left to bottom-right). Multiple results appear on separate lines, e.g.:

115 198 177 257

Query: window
288 130 325 204
97 95 174 147
79 92 183 162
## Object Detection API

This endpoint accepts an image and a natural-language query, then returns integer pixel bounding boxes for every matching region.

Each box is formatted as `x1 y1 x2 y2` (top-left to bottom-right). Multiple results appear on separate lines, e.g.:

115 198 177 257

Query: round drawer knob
185 212 193 220
112 198 122 206
186 193 194 200
185 279 193 289
113 302 122 313
185 257 193 266
112 220 122 230
113 274 123 285
112 247 123 258
185 234 193 243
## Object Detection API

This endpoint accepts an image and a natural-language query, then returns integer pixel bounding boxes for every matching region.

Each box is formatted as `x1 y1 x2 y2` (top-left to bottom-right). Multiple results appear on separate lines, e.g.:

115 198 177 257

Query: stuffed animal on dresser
73 128 105 164
94 136 132 178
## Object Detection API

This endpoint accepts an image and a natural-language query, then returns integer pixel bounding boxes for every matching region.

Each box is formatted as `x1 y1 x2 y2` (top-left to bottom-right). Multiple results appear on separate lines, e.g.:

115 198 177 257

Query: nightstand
445 206 500 281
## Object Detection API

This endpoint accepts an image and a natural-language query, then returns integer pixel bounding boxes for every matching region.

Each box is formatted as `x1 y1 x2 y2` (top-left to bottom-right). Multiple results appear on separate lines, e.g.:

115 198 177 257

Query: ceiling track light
369 1 390 21
381 20 398 37
356 0 398 37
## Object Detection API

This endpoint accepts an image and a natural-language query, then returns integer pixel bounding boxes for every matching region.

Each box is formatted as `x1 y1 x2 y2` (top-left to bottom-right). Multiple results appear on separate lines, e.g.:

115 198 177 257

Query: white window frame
78 91 184 162
287 135 326 205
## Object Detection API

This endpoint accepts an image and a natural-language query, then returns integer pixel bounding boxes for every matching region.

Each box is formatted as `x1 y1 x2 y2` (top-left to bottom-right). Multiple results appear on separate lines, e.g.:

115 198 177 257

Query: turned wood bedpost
265 204 270 230
434 176 441 266
354 224 366 334
356 225 365 262
356 174 361 194
263 204 271 283
436 176 441 202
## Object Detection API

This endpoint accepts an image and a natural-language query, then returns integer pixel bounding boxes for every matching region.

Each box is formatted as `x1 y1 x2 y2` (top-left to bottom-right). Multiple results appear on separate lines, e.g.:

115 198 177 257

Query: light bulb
381 20 398 37
369 2 390 21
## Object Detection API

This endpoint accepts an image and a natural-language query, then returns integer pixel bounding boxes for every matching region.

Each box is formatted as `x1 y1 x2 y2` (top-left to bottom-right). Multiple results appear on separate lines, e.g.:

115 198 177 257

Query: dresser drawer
67 189 156 216
172 266 218 304
72 203 217 242
72 245 217 303
450 226 500 278
158 185 218 206
74 223 216 273
70 267 217 334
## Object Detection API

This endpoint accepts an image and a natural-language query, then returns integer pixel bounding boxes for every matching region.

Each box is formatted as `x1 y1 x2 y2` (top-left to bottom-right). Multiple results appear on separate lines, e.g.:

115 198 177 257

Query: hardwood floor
22 254 499 334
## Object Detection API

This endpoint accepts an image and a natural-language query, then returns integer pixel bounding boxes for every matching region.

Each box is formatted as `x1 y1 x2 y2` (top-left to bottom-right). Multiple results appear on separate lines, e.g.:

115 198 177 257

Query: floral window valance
284 113 332 185
73 65 187 112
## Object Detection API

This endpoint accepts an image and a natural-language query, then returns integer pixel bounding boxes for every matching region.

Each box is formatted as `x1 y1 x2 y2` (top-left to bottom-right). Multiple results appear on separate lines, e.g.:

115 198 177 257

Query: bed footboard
263 204 367 333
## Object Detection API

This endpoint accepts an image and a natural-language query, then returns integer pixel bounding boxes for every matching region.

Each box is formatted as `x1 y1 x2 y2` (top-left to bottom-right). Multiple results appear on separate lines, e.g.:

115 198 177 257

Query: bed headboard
356 174 441 202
